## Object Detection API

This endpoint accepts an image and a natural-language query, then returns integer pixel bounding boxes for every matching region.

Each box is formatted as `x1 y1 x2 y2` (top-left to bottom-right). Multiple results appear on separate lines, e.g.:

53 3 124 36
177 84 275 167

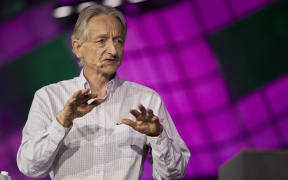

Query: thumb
122 119 136 129
90 99 104 106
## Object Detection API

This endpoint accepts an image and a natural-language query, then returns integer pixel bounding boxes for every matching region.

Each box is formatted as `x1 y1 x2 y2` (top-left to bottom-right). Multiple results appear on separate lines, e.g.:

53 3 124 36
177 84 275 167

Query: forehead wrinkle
87 14 124 40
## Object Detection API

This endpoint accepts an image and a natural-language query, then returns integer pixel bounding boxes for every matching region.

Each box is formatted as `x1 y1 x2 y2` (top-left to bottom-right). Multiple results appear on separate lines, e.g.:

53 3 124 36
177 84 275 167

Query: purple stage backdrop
0 0 287 180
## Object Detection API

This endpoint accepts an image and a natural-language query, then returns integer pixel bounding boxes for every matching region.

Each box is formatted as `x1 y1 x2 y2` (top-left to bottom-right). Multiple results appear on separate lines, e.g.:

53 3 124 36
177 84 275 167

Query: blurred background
0 0 287 179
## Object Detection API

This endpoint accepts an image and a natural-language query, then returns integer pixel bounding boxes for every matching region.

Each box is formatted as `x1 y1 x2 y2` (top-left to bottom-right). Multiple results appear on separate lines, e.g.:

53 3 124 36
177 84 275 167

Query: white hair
71 4 127 66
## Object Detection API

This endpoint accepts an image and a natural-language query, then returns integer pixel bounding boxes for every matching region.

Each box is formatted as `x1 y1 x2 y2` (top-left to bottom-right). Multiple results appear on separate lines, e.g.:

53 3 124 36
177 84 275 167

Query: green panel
0 0 47 22
0 34 78 131
208 0 288 100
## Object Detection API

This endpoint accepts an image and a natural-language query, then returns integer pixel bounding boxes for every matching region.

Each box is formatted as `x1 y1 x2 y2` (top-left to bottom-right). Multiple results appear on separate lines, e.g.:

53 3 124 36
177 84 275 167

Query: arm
122 95 190 179
17 90 70 178
17 88 102 178
147 100 190 180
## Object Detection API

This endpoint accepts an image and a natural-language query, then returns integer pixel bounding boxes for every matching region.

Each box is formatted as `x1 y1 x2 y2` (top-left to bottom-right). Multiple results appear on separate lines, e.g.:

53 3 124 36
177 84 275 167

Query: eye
115 39 124 45
97 39 105 44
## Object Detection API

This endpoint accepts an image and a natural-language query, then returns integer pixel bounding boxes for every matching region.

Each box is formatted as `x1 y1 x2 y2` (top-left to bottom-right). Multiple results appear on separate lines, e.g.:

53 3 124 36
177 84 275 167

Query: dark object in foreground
219 150 288 180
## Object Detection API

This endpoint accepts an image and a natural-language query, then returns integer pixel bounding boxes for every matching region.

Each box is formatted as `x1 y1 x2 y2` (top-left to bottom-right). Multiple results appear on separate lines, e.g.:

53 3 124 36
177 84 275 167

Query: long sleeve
147 95 191 180
17 90 70 178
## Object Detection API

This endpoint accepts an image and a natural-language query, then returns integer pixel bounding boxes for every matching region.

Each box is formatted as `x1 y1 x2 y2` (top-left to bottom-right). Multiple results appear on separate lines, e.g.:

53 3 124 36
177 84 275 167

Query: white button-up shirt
17 70 190 180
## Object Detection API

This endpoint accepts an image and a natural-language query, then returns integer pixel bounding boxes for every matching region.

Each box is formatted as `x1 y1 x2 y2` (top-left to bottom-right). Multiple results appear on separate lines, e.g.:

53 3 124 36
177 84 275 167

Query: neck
83 66 115 97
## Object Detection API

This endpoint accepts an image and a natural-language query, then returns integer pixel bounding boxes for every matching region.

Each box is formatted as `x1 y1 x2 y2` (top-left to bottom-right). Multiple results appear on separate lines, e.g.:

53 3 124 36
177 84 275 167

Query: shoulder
35 77 79 96
119 78 161 98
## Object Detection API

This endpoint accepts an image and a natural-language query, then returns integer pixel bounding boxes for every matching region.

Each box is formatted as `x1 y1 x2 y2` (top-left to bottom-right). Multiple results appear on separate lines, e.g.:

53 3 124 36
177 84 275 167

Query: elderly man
17 4 190 180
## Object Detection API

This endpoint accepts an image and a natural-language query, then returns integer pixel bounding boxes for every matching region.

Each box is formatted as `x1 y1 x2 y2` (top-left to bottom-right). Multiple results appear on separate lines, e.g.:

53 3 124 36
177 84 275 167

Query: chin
102 68 118 76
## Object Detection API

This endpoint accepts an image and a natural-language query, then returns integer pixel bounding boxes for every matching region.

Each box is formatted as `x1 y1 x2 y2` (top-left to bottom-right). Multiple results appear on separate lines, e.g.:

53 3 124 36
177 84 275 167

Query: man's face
74 14 125 76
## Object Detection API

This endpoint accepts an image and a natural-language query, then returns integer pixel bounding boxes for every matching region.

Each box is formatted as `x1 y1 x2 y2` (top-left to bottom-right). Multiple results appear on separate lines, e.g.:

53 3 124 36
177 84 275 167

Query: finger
72 89 89 99
122 119 136 129
67 97 77 107
89 99 104 106
83 88 90 93
84 104 96 112
151 115 159 123
78 94 90 101
71 90 82 98
75 93 91 106
78 89 91 98
147 108 154 120
80 93 97 102
130 109 141 118
83 99 103 112
138 104 146 115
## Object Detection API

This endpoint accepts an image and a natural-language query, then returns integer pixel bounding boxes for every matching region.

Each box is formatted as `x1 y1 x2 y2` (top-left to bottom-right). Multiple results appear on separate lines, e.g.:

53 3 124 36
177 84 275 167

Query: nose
106 39 117 57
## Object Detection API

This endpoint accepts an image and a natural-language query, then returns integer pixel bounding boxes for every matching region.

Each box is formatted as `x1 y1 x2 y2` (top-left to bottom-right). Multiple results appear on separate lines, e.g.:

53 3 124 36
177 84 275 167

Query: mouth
103 58 118 65
104 59 116 61
104 57 117 61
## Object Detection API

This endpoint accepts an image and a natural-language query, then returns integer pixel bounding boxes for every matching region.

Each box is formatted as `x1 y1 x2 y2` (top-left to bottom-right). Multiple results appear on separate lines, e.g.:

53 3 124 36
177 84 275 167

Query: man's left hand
122 104 163 137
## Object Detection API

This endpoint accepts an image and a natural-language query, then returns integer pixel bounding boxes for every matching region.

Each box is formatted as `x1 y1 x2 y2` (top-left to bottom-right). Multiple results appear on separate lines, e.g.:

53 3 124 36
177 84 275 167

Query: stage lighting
128 0 146 3
76 1 97 13
53 6 73 18
52 0 179 27
103 0 122 7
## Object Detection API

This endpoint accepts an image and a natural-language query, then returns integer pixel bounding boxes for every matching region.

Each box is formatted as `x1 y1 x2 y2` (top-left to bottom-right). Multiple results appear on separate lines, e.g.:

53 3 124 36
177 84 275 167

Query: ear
72 40 83 59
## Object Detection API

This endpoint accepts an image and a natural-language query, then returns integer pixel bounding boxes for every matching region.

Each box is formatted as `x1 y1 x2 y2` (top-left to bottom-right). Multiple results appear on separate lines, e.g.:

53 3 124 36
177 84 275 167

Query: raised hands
122 104 163 137
57 89 103 128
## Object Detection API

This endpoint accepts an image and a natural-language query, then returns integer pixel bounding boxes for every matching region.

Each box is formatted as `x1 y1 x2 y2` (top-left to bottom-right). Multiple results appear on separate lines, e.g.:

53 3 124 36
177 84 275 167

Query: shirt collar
79 68 120 95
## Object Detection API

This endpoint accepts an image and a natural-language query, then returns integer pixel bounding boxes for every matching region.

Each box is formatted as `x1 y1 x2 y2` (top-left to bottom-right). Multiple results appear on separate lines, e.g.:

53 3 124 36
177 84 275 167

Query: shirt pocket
114 124 146 158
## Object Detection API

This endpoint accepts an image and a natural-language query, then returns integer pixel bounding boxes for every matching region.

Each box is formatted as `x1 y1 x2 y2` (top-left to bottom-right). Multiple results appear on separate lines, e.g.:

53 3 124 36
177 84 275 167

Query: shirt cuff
47 119 71 146
147 128 169 152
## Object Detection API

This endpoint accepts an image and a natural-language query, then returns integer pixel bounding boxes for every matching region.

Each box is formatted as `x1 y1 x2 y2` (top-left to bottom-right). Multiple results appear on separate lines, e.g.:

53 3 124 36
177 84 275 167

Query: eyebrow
93 34 123 40
94 34 109 39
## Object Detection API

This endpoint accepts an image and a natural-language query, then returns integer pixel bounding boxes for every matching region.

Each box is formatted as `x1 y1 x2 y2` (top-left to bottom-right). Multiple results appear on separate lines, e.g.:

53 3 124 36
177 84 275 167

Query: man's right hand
56 89 103 128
